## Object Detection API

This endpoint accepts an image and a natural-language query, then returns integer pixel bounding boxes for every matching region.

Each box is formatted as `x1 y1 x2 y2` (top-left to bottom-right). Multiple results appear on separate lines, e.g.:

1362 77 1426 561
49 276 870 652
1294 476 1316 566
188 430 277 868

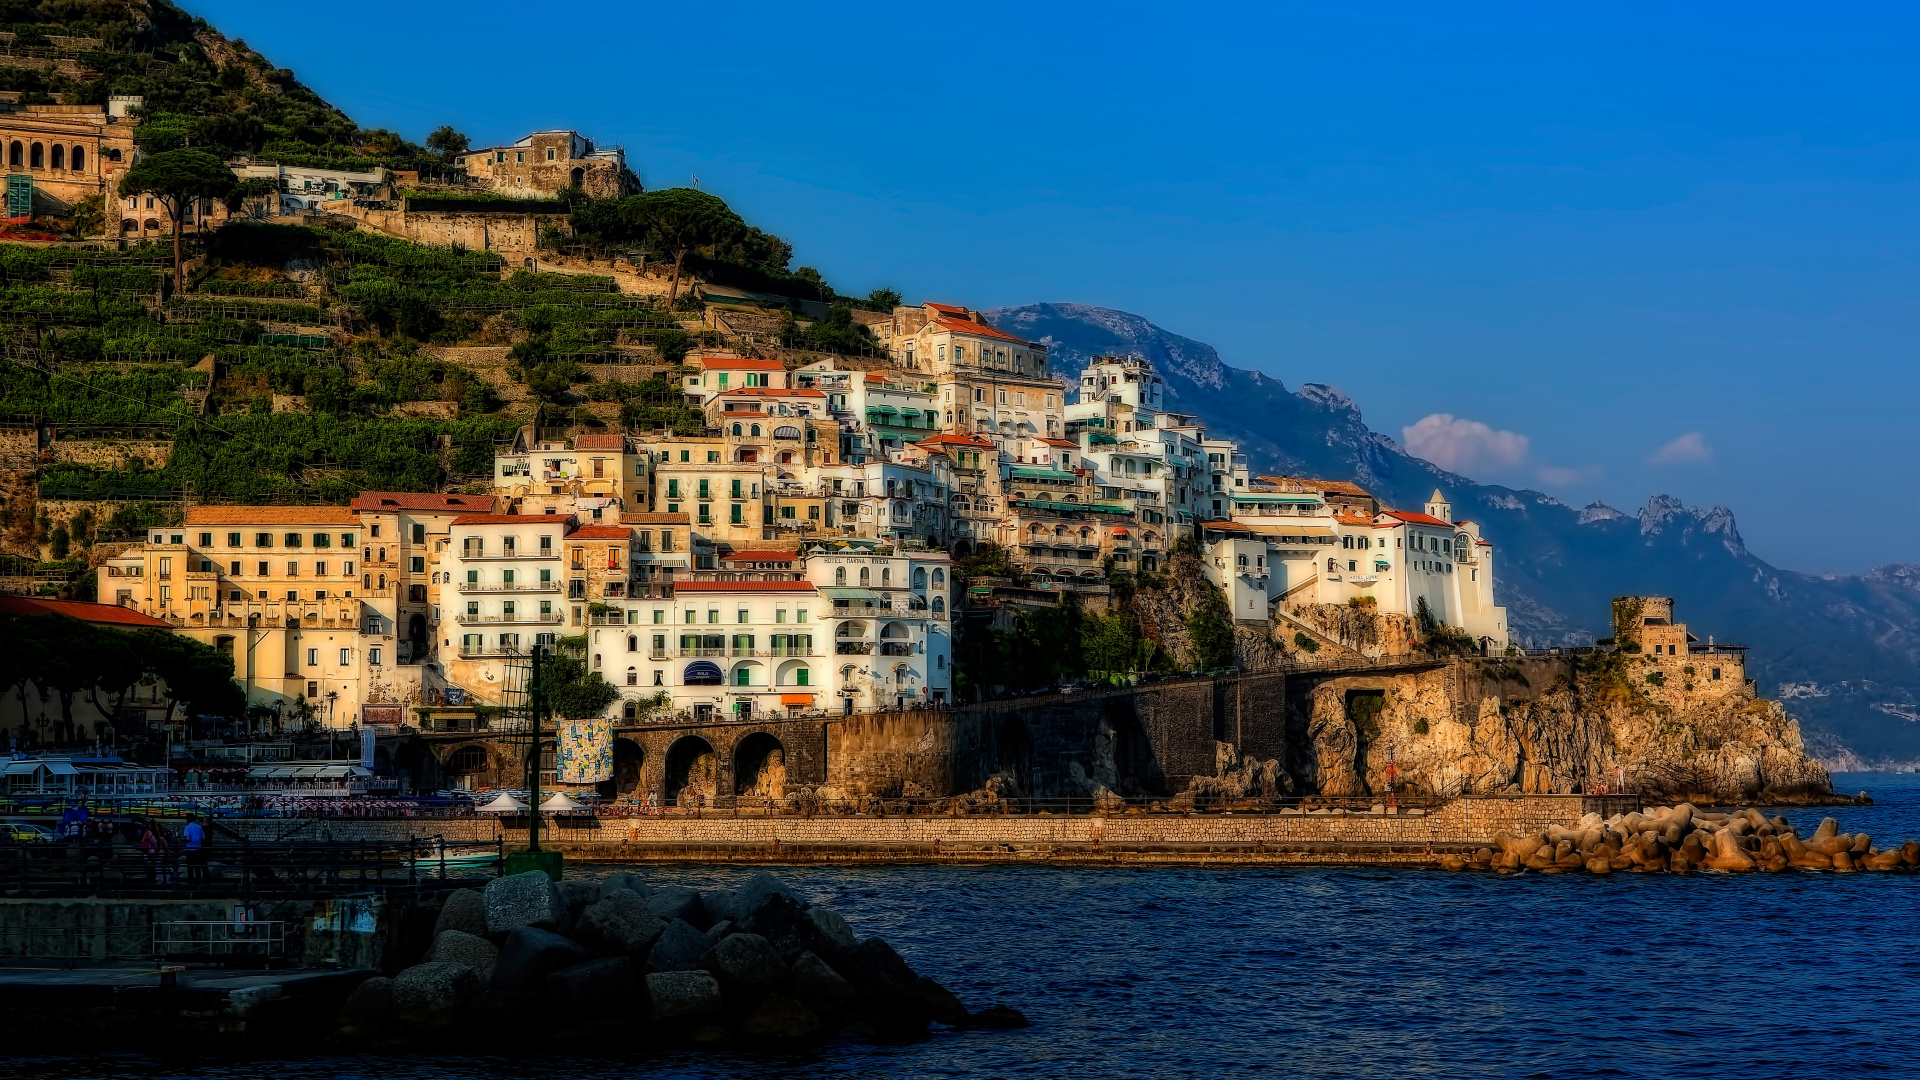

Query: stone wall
48 439 170 469
222 793 1634 849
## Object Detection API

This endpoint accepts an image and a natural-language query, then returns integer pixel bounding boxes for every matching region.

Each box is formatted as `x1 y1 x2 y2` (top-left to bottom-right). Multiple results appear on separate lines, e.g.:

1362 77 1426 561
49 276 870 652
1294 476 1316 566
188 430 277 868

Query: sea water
8 773 1918 1079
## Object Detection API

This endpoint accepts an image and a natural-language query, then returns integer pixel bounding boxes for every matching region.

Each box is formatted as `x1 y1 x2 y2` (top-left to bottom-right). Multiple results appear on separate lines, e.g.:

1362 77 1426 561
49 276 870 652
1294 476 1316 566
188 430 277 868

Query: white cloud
1401 413 1530 474
1648 432 1712 466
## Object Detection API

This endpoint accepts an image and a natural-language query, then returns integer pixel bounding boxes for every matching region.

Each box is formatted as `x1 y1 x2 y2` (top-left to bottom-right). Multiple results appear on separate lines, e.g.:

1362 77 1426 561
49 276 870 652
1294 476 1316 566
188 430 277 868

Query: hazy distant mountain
986 302 1920 766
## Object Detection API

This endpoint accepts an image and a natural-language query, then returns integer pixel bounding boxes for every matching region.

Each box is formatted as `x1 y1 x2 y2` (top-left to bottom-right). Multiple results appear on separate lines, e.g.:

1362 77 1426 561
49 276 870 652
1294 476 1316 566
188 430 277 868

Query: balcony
457 582 560 594
453 613 565 625
456 644 526 658
457 550 558 561
680 647 728 657
878 641 916 656
834 641 874 655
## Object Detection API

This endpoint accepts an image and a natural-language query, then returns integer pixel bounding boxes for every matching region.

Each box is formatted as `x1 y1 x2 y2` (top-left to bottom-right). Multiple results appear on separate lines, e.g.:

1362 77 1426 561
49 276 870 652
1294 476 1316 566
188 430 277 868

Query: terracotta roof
350 492 497 513
0 596 170 628
1333 510 1375 525
185 506 360 526
925 302 970 315
714 387 825 399
1382 510 1454 528
699 357 786 371
1039 438 1077 448
569 526 630 539
1255 476 1373 499
450 514 577 528
622 512 690 524
933 317 1030 345
918 433 996 450
572 435 627 451
1201 520 1252 533
720 549 797 562
674 580 816 593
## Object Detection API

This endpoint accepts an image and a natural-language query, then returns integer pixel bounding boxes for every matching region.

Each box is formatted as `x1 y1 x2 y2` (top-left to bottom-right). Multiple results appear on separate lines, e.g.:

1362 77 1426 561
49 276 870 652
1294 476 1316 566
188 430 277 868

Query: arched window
881 567 891 586
751 424 761 437
732 423 742 436
912 567 927 589
593 653 602 669
49 145 63 170
626 667 638 686
70 146 82 172
7 143 19 167
932 596 945 615
448 746 488 774
29 143 43 168
834 566 846 585
627 634 637 652
859 567 870 585
932 569 945 588
840 665 856 685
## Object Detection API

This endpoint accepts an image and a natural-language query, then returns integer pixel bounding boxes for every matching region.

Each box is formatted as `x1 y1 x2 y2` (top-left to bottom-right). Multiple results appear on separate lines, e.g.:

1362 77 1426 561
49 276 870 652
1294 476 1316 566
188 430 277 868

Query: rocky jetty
1438 804 1920 875
337 869 1027 1047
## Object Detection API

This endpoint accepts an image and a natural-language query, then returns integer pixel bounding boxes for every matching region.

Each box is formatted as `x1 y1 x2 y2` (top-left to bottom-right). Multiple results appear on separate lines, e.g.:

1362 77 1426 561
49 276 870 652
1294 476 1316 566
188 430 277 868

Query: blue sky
193 2 1920 573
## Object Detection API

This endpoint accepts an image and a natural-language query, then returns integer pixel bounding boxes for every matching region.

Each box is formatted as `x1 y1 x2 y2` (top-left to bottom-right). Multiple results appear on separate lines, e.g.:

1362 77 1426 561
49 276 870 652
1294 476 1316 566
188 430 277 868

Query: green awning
866 405 898 414
820 587 879 600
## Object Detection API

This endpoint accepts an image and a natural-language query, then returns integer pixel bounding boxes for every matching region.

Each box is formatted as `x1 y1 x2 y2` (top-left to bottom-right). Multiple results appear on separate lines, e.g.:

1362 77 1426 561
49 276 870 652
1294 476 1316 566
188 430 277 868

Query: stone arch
776 658 812 686
570 166 585 187
664 735 717 806
733 731 787 797
879 620 909 640
729 659 763 686
600 737 643 801
951 540 973 558
998 716 1034 792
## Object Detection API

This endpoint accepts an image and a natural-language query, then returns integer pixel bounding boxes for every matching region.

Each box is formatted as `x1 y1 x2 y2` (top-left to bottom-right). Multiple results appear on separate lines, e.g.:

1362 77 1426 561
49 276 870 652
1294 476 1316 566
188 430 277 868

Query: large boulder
559 878 598 923
545 956 640 1017
701 889 739 926
740 894 822 959
647 886 705 927
597 872 651 901
733 871 801 921
832 938 933 1037
830 937 918 989
647 970 723 1023
789 950 854 1016
485 870 570 935
647 918 713 972
433 890 488 938
426 929 500 984
493 926 592 991
336 975 394 1030
807 906 857 951
461 988 543 1029
700 932 787 1003
909 977 971 1026
575 890 667 957
393 961 485 1028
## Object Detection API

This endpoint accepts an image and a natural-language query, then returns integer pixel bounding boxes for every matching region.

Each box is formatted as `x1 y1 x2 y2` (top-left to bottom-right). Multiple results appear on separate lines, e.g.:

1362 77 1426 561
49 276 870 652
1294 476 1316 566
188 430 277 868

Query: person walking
138 823 163 883
181 814 207 885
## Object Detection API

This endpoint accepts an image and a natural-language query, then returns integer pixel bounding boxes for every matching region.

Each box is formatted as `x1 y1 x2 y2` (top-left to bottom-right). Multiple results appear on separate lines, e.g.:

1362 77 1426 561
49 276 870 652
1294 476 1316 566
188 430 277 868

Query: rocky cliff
1278 656 1831 804
986 301 1920 767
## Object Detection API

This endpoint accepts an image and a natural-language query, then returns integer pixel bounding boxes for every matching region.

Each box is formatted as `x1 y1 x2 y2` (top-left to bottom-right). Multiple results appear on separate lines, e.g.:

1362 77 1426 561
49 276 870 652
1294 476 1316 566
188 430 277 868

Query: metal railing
0 836 501 897
154 920 286 962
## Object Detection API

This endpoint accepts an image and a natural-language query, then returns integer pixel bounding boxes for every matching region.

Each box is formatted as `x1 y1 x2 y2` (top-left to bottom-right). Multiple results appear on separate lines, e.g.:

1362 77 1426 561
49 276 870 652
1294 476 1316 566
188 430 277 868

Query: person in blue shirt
181 814 207 884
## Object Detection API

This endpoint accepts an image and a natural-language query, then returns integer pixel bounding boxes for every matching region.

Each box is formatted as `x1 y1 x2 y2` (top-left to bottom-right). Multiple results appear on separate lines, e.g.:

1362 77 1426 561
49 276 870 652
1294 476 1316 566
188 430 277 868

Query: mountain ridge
985 302 1920 767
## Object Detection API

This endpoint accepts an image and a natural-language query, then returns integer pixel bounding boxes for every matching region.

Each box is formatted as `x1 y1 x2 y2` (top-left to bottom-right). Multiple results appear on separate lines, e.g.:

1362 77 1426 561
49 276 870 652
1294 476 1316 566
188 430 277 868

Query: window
369 647 382 665
285 533 302 548
307 648 319 667
313 532 331 548
308 680 319 698
411 556 425 573
256 533 273 547
654 609 665 624
287 561 299 577
735 667 752 686
738 608 750 624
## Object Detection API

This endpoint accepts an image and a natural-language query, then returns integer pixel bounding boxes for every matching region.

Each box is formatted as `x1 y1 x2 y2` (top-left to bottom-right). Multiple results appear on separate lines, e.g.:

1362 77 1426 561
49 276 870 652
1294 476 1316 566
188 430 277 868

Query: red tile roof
674 580 816 592
350 492 498 513
622 512 690 524
1039 438 1077 448
933 317 1030 345
918 433 996 450
720 549 797 562
715 387 825 399
572 435 627 451
0 596 170 628
569 526 630 539
699 357 786 370
1382 510 1454 528
926 302 970 315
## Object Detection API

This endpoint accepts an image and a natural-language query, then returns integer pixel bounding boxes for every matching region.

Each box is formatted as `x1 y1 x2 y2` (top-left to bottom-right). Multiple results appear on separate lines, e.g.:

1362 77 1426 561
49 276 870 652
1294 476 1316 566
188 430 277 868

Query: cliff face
1279 657 1831 804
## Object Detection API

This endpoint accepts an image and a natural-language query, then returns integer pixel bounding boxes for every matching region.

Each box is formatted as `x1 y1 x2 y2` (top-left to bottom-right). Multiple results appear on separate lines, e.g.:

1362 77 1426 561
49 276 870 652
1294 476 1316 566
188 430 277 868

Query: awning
1111 527 1130 536
819 587 879 600
780 694 814 705
477 792 528 814
866 405 897 415
540 792 591 815
43 761 76 775
2 761 41 776
684 660 724 684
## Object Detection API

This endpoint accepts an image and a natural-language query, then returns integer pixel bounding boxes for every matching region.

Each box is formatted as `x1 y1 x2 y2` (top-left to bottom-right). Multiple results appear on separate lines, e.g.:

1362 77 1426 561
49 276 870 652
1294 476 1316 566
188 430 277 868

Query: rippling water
9 773 1920 1079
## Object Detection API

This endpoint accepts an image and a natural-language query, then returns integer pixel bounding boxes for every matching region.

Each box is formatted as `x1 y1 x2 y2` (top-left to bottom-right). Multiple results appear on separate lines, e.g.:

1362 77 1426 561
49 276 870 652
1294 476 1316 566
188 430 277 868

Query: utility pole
527 642 544 854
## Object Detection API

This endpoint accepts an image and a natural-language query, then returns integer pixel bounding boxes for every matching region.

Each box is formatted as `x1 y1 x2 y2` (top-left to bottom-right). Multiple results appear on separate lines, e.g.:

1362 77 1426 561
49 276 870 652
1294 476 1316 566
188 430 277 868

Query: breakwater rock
338 869 1027 1047
1438 803 1920 875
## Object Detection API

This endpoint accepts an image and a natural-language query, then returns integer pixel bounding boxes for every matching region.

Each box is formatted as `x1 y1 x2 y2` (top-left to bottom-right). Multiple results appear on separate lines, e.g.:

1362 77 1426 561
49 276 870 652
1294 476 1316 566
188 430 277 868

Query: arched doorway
734 732 787 798
599 737 643 801
570 166 585 187
997 716 1033 794
664 736 717 806
446 744 489 790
